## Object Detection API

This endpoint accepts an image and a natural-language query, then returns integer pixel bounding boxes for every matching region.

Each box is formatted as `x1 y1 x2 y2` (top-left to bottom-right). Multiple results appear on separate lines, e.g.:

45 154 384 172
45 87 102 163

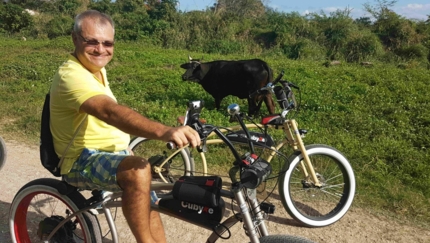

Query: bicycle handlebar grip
166 141 176 150
287 81 299 89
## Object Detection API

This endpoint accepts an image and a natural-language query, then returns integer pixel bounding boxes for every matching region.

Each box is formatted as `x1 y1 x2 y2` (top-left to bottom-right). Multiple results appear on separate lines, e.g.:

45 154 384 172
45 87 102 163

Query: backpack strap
57 114 88 168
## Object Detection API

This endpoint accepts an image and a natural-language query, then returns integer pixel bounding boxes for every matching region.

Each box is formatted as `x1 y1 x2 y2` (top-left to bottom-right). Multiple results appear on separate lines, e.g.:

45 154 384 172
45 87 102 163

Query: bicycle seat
260 114 285 126
56 180 79 195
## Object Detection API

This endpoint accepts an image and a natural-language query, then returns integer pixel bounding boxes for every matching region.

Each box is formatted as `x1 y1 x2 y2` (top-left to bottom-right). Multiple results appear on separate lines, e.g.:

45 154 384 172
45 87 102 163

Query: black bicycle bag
40 93 61 177
172 176 222 207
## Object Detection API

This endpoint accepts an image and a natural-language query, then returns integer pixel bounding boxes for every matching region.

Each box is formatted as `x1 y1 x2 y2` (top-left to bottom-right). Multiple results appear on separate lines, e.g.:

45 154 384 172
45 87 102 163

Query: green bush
344 30 384 63
204 39 243 54
394 44 428 61
279 37 326 60
45 15 74 39
0 4 33 34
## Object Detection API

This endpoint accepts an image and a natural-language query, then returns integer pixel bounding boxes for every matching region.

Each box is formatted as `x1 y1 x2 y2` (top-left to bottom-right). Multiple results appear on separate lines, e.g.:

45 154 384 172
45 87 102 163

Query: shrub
279 36 325 61
204 39 243 55
344 30 383 63
45 15 74 39
394 44 428 61
0 4 33 34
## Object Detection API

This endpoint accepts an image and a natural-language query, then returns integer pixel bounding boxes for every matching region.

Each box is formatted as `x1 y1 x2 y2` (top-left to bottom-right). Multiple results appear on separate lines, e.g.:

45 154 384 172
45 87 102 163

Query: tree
89 0 116 15
311 9 356 60
0 3 33 34
364 0 421 51
214 0 265 19
146 0 178 21
355 17 372 29
45 15 74 39
363 0 397 20
10 0 83 16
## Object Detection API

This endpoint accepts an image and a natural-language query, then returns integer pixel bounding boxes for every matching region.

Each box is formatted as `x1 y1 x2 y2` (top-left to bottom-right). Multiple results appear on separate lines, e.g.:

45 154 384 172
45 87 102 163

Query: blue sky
177 0 430 20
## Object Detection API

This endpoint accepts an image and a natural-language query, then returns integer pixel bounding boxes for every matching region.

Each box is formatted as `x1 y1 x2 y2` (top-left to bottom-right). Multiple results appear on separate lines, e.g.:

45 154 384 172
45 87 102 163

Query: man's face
72 18 115 73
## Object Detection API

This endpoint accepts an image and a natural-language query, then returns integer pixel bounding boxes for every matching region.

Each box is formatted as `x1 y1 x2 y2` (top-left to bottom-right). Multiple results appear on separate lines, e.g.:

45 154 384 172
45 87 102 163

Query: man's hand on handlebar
164 125 201 149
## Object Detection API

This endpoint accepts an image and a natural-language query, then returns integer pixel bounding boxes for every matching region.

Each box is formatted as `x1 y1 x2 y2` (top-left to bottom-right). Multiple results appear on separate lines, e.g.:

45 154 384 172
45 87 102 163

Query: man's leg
150 210 167 241
116 156 166 243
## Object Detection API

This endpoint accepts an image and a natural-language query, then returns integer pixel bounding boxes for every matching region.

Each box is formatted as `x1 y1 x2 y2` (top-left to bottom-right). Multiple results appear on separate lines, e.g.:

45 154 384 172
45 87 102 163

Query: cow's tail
263 62 274 84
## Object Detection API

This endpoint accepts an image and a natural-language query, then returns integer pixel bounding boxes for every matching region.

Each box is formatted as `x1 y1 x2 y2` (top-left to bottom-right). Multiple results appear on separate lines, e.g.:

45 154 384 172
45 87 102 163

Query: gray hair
73 10 115 34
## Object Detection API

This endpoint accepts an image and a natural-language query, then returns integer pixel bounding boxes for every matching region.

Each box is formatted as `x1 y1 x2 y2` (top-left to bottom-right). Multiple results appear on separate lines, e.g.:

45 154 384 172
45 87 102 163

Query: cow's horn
188 55 192 61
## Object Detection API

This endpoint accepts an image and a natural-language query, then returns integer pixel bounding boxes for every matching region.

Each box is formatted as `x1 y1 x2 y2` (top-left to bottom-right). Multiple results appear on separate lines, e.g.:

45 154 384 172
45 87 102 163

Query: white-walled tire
279 144 356 227
258 234 316 243
0 136 6 171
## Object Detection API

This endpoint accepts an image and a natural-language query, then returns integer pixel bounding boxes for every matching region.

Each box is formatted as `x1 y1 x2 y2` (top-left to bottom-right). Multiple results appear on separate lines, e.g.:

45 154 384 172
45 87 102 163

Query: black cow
180 56 276 116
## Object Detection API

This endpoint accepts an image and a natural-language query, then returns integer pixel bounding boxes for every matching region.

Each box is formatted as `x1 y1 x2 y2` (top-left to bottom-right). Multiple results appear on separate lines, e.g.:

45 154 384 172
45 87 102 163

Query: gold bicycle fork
279 119 322 187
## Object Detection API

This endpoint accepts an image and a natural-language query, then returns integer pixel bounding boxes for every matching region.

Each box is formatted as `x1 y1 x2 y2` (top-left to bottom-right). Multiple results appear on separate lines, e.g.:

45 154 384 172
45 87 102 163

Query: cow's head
180 55 203 82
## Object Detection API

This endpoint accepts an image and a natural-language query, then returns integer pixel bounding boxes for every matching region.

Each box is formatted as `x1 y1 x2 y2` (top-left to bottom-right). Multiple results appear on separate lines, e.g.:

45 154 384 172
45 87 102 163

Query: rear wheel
9 178 102 243
129 137 192 183
0 136 6 171
258 235 316 243
278 144 356 227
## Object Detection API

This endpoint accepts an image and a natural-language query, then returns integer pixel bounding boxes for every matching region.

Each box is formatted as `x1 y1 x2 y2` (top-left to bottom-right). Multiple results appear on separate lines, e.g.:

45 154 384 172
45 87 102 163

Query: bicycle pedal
260 202 275 214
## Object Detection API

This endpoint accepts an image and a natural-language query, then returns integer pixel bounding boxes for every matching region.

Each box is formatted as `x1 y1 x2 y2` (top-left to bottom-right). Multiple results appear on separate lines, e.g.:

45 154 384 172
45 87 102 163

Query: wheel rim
284 146 355 226
289 154 350 219
12 190 89 243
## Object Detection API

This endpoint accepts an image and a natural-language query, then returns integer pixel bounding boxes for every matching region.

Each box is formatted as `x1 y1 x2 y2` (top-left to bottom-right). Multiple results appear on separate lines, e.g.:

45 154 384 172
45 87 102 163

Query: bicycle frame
196 118 322 187
43 158 271 243
147 80 323 197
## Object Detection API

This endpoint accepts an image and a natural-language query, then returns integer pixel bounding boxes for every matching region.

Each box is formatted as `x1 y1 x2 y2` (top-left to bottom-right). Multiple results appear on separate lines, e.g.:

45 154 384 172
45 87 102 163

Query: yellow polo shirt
50 55 130 175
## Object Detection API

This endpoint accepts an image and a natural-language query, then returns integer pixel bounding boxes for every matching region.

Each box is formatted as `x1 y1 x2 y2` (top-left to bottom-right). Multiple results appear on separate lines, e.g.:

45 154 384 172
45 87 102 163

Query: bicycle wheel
258 235 316 243
0 136 7 171
10 178 102 243
129 137 192 183
278 144 356 227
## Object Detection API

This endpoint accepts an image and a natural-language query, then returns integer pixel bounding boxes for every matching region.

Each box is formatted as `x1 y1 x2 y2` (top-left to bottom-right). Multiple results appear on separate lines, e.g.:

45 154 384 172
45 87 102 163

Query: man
50 10 200 243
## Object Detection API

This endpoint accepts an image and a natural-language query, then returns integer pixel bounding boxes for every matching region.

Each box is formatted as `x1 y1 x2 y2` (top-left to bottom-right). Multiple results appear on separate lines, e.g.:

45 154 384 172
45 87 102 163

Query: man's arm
80 95 200 148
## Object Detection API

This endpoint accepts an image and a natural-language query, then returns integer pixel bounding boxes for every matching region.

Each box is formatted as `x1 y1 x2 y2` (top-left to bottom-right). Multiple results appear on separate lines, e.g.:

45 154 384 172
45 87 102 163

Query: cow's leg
247 97 259 117
263 93 276 114
214 97 222 110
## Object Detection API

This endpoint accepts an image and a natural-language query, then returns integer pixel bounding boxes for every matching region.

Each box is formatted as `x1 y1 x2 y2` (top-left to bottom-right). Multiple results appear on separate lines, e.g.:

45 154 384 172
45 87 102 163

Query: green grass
1 37 429 227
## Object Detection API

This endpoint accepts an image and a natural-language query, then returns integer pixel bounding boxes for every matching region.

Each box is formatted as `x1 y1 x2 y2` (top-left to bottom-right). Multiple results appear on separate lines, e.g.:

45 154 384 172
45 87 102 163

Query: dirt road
1 139 429 242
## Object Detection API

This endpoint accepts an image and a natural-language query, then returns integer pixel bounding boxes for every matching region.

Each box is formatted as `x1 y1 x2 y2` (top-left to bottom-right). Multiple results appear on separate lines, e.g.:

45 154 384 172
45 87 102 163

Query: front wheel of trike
258 234 316 243
278 144 356 227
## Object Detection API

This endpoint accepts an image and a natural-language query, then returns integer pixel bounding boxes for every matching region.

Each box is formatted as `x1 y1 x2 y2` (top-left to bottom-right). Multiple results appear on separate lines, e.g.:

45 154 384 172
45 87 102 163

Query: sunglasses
78 33 115 47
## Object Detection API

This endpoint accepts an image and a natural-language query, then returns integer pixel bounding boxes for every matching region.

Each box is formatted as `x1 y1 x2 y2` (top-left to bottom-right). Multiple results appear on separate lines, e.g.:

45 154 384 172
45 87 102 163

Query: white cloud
265 2 428 20
395 4 430 20
323 7 340 12
405 4 430 10
302 10 311 15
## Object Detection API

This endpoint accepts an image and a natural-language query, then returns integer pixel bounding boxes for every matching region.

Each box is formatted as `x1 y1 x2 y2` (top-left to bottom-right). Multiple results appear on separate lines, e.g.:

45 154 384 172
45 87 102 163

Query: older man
50 10 200 243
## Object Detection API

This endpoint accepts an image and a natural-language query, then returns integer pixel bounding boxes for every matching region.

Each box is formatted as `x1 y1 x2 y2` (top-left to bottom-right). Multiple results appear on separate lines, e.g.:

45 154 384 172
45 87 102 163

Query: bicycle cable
212 221 232 240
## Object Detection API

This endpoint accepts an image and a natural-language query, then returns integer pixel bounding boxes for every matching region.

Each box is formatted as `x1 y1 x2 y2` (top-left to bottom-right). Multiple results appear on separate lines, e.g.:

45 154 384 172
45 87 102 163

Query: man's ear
71 31 79 46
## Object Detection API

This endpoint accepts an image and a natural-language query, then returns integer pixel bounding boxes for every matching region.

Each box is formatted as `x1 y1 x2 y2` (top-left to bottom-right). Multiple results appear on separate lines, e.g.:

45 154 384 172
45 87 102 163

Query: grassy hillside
0 36 429 226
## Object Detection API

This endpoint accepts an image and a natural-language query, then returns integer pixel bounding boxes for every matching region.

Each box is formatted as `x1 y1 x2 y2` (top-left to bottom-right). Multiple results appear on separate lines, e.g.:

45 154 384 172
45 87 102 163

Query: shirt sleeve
58 62 107 112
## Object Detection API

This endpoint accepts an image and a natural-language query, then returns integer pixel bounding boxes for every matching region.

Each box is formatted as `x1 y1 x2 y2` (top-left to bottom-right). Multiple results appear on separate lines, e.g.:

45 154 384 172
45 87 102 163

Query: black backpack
40 93 62 177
